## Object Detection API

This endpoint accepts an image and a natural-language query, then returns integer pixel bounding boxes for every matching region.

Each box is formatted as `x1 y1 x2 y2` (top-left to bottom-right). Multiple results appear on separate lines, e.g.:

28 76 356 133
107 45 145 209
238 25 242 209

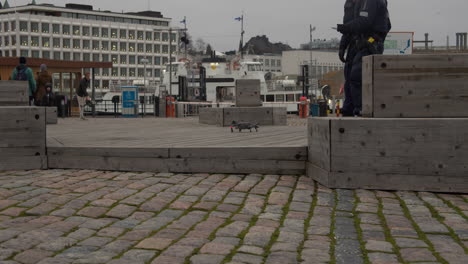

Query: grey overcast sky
12 0 467 51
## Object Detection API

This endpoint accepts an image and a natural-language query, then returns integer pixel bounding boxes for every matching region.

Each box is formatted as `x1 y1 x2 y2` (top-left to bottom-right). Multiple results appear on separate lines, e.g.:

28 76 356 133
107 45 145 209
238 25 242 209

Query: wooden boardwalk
46 117 308 175
47 117 307 148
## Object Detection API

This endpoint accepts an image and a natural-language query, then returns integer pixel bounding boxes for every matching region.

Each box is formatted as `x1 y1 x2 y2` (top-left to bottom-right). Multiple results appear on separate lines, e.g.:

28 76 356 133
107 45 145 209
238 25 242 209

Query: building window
171 45 176 52
129 56 136 64
120 42 127 52
73 26 80 35
102 69 109 77
120 55 127 64
42 37 50 47
20 21 28 32
129 68 136 77
146 32 152 41
277 60 281 66
121 68 127 76
271 60 276 67
155 69 161 77
20 36 28 46
83 40 90 49
52 24 60 34
63 52 71 60
93 53 100 62
20 50 29 57
137 31 144 40
112 68 118 76
120 29 126 39
128 30 135 40
102 28 109 38
53 38 60 48
146 44 152 53
63 25 70 35
32 50 40 58
63 39 70 48
53 52 60 60
155 32 160 41
111 55 118 64
171 33 176 43
102 80 109 88
138 68 144 77
41 23 49 33
155 57 161 65
82 27 90 36
111 42 118 51
92 27 99 37
73 39 80 49
129 43 135 52
31 22 39 32
111 29 117 38
83 53 90 61
3 22 9 32
101 41 108 50
102 54 109 62
162 57 168 65
265 59 270 66
92 40 99 50
42 51 50 59
162 32 168 42
4 36 9 46
146 69 152 77
137 43 144 52
138 56 144 64
73 53 81 61
154 44 161 53
31 37 39 47
162 45 168 54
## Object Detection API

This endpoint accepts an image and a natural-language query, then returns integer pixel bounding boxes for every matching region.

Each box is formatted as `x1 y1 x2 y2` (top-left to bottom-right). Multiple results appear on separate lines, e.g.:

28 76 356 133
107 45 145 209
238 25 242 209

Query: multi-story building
0 3 179 94
244 53 282 75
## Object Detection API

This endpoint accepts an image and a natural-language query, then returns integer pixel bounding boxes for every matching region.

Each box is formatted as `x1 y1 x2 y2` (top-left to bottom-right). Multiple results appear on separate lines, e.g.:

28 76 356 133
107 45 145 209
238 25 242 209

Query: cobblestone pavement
0 170 467 264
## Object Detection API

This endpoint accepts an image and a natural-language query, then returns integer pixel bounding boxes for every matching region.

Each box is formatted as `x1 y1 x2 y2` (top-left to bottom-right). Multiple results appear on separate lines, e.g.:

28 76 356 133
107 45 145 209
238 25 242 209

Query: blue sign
121 86 138 117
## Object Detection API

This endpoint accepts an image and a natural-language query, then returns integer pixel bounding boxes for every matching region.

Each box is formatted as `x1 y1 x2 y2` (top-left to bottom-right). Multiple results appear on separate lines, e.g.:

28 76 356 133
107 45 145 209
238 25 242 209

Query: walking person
76 72 90 120
35 64 52 106
11 57 36 106
337 0 391 116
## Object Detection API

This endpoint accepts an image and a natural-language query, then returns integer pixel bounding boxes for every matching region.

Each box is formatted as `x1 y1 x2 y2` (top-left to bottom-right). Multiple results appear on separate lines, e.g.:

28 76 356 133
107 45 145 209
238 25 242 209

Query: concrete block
0 81 29 106
235 79 262 107
199 108 223 126
223 107 273 126
46 107 58 124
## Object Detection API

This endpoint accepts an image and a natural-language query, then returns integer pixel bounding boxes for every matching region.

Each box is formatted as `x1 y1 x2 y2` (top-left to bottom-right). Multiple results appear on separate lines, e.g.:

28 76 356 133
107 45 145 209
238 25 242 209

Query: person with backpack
11 57 37 105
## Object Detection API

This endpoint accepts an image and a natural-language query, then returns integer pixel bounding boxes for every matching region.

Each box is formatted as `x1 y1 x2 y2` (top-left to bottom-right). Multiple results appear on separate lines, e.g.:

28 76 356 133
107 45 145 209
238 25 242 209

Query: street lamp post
140 57 149 117
310 25 316 101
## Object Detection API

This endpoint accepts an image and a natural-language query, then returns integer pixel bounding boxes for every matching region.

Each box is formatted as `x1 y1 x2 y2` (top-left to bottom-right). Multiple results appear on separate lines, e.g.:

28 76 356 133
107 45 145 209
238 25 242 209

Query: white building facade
0 3 179 93
244 53 282 75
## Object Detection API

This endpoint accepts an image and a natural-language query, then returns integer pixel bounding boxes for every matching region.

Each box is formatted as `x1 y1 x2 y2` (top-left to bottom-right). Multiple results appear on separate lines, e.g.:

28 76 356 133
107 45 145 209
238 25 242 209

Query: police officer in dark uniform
337 0 391 116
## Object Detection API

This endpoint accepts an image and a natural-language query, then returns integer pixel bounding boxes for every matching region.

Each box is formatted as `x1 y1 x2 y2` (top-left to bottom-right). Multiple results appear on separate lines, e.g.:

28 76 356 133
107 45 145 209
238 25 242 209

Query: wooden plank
0 81 29 106
307 162 330 187
170 147 307 161
48 147 170 158
0 156 47 171
0 147 46 157
46 107 58 125
362 56 374 117
330 118 468 177
308 117 330 171
365 54 468 117
330 172 468 193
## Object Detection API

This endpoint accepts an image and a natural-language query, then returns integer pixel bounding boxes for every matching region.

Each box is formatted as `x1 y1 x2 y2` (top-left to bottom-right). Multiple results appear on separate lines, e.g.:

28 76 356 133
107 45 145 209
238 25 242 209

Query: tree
205 44 213 55
194 38 207 54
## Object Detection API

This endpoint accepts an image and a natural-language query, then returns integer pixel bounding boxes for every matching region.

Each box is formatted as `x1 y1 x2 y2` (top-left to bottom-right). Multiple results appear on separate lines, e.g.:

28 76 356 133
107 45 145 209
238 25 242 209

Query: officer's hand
336 24 349 34
339 48 346 63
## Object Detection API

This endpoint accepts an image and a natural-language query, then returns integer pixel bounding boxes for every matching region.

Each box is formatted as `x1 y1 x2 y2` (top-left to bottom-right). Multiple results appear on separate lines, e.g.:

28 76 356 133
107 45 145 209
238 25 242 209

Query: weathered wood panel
307 117 468 193
308 117 331 171
0 81 29 106
362 56 374 117
362 54 468 118
46 107 58 124
0 106 47 170
47 146 306 175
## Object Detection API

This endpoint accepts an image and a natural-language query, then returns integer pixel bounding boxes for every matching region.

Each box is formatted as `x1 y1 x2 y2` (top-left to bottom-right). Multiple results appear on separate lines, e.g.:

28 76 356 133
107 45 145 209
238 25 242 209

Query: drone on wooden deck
230 121 259 133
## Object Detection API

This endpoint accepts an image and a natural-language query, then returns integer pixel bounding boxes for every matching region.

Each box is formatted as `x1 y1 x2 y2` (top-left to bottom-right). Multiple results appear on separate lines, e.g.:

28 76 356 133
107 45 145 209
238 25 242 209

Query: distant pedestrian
11 57 36 105
40 83 55 107
76 72 90 120
35 64 52 106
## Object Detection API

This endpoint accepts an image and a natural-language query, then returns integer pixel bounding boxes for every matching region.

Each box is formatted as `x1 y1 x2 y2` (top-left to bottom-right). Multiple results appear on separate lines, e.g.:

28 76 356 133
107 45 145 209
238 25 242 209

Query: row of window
27 10 169 27
1 21 176 42
2 36 176 53
252 58 282 67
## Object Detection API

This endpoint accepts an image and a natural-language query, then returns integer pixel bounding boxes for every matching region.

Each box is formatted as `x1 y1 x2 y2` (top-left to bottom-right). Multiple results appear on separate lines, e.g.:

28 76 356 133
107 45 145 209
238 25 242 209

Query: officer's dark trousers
342 47 370 116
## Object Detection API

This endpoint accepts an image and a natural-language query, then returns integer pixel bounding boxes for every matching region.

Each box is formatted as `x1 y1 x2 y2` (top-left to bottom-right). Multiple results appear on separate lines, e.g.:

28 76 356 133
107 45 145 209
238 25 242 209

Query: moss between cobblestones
395 194 449 264
436 194 468 222
353 191 370 264
417 193 468 254
375 193 405 264
295 181 318 263
328 189 338 264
